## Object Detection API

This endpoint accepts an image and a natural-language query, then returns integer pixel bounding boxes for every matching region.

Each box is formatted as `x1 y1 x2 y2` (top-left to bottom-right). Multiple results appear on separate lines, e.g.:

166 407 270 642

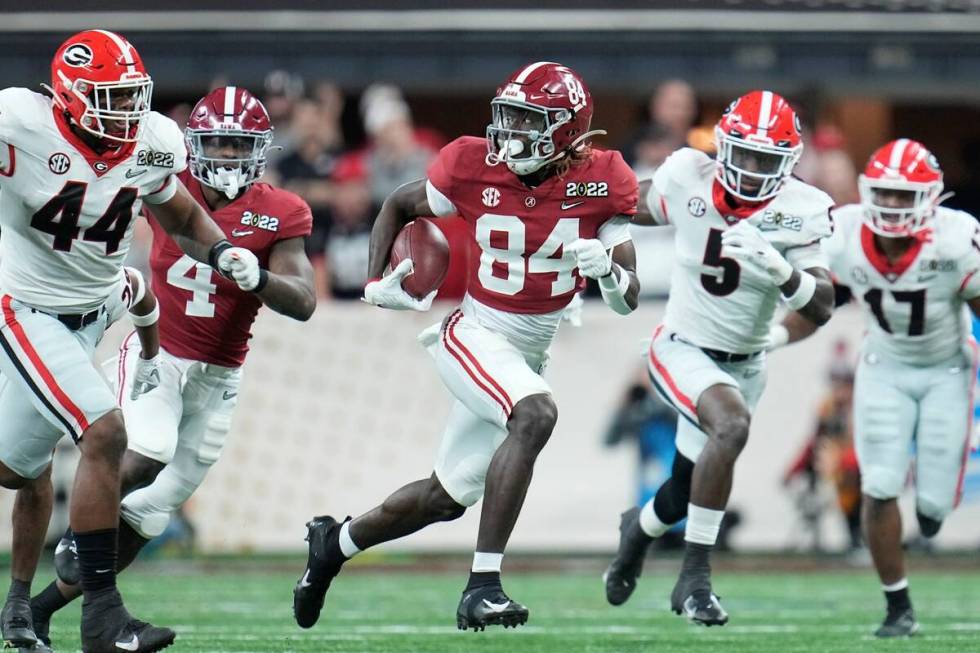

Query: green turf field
20 564 980 652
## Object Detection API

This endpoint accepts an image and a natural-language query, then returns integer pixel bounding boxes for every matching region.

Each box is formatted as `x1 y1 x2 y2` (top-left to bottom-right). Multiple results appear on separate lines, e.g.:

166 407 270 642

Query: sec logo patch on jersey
48 153 71 175
688 197 707 217
482 187 500 208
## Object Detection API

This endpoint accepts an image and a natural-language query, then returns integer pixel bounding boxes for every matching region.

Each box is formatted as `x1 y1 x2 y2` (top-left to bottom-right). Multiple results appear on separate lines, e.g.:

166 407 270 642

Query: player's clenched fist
131 354 162 400
217 247 263 291
567 238 612 279
363 259 436 311
720 221 793 285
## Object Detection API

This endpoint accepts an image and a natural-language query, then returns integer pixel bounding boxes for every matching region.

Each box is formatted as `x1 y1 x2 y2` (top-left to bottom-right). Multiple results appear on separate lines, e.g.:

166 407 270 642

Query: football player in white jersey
603 91 835 625
772 140 980 637
0 30 262 653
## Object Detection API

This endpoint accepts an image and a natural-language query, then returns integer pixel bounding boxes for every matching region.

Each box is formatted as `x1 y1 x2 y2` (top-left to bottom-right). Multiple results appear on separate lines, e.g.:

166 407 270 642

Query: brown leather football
389 218 450 299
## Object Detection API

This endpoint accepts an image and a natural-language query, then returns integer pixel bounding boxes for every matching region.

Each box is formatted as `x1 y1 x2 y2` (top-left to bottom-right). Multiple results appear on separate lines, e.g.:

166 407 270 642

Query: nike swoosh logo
231 228 254 237
223 391 238 400
482 599 511 613
124 169 147 179
561 201 585 210
55 540 70 555
115 633 139 651
299 570 313 589
96 568 112 574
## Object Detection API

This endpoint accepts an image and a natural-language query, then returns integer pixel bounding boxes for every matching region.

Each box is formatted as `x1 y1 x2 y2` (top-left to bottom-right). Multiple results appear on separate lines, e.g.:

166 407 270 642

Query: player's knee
423 478 466 522
861 470 902 505
80 410 128 464
19 464 53 499
861 493 896 520
709 413 750 458
0 465 29 489
120 450 165 495
508 394 558 454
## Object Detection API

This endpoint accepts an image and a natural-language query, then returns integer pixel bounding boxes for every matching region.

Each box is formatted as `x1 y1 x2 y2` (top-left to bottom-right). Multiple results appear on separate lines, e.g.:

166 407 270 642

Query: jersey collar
711 179 774 223
52 107 135 178
860 223 927 281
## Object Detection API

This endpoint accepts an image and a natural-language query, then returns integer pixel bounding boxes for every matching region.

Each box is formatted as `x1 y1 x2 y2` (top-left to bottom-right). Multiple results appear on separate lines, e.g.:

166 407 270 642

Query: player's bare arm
366 178 433 279
124 268 160 361
630 179 659 226
609 238 640 312
147 178 229 263
257 236 316 321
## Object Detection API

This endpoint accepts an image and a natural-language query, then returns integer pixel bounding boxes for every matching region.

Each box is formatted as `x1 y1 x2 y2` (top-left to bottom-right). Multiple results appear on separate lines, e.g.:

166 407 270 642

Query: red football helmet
185 86 274 199
485 61 602 175
714 90 803 201
48 30 153 144
859 139 943 237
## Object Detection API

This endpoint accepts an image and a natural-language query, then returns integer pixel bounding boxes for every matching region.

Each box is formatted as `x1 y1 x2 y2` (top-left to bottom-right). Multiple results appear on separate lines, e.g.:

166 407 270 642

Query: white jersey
648 148 833 353
0 88 187 313
825 204 980 366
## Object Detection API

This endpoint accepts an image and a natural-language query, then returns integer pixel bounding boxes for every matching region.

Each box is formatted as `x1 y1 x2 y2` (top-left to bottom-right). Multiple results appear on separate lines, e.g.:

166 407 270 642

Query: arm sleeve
425 138 464 212
597 216 632 249
143 175 178 205
425 179 457 217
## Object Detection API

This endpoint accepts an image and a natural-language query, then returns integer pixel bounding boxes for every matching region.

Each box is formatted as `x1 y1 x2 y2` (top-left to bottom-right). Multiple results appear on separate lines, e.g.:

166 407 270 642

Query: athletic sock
471 552 503 573
74 529 118 595
465 571 501 592
30 581 70 620
883 578 911 613
6 578 30 602
639 500 670 538
338 521 361 559
685 504 725 546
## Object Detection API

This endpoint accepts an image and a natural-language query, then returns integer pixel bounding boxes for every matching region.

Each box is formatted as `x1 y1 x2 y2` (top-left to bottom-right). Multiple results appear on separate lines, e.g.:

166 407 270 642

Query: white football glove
217 247 262 291
130 354 161 401
561 292 584 328
721 221 793 285
362 259 436 311
566 238 612 279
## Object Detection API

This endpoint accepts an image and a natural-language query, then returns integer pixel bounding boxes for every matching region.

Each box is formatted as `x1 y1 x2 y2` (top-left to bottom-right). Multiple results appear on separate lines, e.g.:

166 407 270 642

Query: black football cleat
670 571 728 626
16 640 54 653
54 531 80 587
456 585 529 632
603 507 653 606
2 597 37 648
21 603 53 653
81 589 175 653
875 606 919 638
293 515 348 629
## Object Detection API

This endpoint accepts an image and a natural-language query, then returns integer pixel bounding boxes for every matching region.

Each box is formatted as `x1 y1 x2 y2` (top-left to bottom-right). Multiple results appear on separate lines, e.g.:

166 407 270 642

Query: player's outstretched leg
604 454 695 606
454 394 556 631
72 412 174 653
670 386 748 626
294 474 466 628
0 463 54 650
863 495 919 638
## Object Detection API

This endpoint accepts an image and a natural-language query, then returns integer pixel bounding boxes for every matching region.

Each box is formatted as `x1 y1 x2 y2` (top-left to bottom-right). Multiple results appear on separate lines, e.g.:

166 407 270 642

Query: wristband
208 239 233 270
252 269 269 293
130 302 159 327
783 271 817 310
598 264 633 315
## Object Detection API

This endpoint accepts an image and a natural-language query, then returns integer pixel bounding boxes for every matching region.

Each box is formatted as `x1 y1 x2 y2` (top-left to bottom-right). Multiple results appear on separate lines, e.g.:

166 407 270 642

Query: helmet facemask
55 70 153 144
859 176 941 238
485 99 572 176
186 130 272 199
715 127 801 201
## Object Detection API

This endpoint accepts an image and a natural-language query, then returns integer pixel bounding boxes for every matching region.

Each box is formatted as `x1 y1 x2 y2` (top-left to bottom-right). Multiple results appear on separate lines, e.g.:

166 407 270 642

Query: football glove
721 221 793 285
131 354 161 401
567 238 612 279
363 259 436 311
217 246 263 291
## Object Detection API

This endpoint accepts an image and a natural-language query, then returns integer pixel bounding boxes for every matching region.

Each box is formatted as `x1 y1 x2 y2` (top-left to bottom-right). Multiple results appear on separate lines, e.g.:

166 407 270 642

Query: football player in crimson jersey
21 86 316 652
603 91 835 625
0 31 263 652
773 140 980 637
293 61 640 631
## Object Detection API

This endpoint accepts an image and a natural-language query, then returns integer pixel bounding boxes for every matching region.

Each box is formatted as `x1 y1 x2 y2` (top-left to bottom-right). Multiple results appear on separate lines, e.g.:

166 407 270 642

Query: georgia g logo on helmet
62 43 94 67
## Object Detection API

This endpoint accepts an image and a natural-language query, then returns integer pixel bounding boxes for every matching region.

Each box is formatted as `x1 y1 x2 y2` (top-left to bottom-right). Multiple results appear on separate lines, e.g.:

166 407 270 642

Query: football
389 218 451 299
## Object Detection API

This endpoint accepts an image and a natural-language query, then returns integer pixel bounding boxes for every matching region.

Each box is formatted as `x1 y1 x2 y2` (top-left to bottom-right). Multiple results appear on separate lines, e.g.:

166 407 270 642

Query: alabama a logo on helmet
62 43 94 67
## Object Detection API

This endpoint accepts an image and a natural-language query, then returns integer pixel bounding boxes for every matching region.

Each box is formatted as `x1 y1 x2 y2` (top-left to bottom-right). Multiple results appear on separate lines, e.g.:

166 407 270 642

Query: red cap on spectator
332 152 368 183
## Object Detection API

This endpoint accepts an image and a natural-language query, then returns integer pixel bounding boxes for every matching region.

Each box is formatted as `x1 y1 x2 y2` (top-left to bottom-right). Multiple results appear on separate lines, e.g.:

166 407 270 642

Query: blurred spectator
798 125 859 205
276 99 344 260
783 340 861 552
319 155 374 299
262 70 306 167
648 79 698 148
630 123 676 179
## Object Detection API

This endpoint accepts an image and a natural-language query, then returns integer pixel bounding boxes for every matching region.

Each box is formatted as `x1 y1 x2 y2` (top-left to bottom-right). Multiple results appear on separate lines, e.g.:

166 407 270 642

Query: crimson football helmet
185 86 274 199
47 30 153 144
859 139 943 238
485 61 603 175
714 90 803 201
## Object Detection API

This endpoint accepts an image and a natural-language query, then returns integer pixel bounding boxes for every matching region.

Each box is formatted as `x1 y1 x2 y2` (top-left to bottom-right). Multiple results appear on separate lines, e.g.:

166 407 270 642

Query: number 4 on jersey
167 255 217 318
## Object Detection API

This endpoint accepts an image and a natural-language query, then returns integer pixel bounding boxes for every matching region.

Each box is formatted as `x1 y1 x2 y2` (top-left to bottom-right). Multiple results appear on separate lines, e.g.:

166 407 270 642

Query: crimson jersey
426 136 638 314
148 171 312 367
